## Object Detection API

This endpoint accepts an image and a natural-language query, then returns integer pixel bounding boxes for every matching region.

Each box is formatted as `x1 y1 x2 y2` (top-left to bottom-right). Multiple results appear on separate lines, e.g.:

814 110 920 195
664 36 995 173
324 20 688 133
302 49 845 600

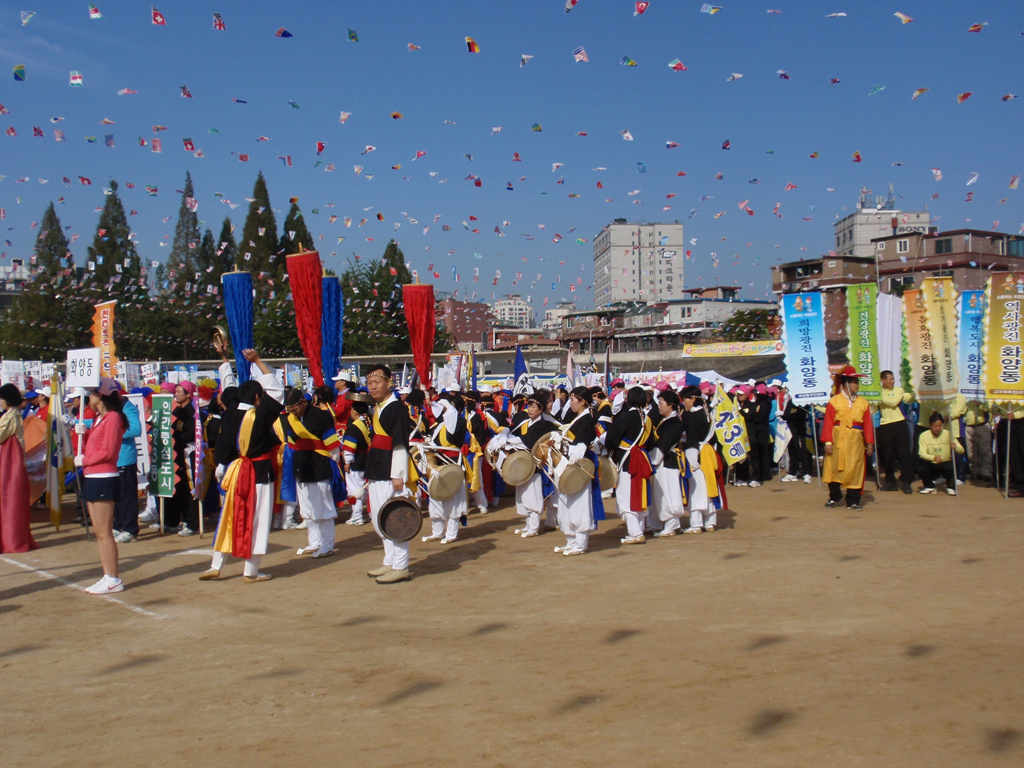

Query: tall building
541 300 576 332
593 220 684 305
491 294 535 329
436 298 496 349
834 186 930 257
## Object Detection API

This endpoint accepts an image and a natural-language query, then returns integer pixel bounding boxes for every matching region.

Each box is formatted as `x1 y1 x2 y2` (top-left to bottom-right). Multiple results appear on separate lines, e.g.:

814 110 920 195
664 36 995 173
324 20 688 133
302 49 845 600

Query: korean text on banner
91 300 119 378
780 293 830 404
846 284 880 398
151 394 175 497
65 348 101 389
920 277 959 401
904 290 939 400
712 384 749 465
981 273 1024 403
957 290 985 399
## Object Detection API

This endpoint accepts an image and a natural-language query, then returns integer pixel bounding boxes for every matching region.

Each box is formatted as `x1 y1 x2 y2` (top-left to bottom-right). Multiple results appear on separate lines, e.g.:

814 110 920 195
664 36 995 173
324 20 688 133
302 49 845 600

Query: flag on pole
151 7 166 25
470 347 478 391
566 349 575 389
212 13 225 30
89 5 103 20
513 345 531 394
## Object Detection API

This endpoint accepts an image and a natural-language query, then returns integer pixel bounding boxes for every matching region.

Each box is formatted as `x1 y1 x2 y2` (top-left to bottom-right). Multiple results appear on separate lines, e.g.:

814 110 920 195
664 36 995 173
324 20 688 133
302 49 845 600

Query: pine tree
0 203 87 360
341 240 414 356
78 180 148 360
215 217 237 276
237 172 280 281
165 172 200 293
279 202 314 255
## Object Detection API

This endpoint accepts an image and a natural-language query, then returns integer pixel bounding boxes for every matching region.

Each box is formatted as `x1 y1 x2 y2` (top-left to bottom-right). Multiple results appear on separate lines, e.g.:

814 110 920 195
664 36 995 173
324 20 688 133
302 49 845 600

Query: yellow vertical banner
91 300 118 378
904 289 942 401
712 384 749 466
981 272 1024 403
920 276 959 401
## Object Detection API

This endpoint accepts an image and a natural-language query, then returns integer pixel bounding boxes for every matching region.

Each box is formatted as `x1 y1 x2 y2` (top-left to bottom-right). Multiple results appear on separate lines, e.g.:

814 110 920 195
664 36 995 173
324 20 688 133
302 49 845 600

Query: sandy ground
1 479 1022 768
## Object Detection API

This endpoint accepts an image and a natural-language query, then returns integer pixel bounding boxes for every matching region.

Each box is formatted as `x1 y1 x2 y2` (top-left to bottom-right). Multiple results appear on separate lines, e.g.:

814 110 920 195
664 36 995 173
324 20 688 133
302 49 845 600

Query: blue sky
1 1 1021 311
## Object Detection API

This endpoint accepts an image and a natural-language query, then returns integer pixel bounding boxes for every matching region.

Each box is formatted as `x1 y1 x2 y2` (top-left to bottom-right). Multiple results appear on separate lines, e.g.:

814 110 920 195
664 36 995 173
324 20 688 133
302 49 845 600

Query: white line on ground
164 549 215 557
0 555 170 621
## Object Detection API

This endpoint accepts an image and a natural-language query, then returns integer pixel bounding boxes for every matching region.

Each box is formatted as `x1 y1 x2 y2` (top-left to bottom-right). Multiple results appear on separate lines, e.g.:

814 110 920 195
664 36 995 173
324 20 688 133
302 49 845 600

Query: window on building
877 242 885 251
889 276 915 293
836 236 841 248
565 317 574 330
934 238 952 255
932 269 953 278
897 239 909 254
1009 239 1024 258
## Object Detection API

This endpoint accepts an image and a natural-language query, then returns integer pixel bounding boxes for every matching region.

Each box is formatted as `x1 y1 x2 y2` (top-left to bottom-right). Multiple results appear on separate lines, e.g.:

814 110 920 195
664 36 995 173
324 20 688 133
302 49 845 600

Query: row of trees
0 172 447 363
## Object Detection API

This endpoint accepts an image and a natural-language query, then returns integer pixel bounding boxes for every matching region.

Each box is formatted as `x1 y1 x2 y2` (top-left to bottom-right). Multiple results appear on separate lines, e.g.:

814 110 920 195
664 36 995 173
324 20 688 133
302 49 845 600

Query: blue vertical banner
780 292 830 404
957 290 985 399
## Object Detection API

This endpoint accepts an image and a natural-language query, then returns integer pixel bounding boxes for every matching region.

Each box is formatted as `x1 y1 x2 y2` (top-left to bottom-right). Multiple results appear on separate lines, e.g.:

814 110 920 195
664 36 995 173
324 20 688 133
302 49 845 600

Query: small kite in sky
621 129 634 140
620 57 637 66
852 151 862 162
931 168 943 181
721 140 731 150
666 141 678 149
957 92 972 103
785 183 798 191
408 43 420 50
466 37 480 53
70 71 83 87
809 151 818 158
21 11 36 25
1010 175 1020 190
825 13 847 18
635 2 649 15
390 112 403 119
117 88 137 95
573 47 588 62
777 70 790 79
912 88 928 100
668 59 687 71
727 73 742 81
13 65 26 82
531 123 542 132
348 29 359 42
967 23 988 33
339 111 351 122
89 5 103 20
565 0 579 12
361 145 375 154
275 27 293 38
830 78 840 84
869 84 885 96
967 172 979 186
894 12 915 24
213 13 225 30
1002 94 1017 102
287 100 300 108
768 9 781 14
152 7 166 25
520 54 533 67
701 4 722 14
180 85 193 98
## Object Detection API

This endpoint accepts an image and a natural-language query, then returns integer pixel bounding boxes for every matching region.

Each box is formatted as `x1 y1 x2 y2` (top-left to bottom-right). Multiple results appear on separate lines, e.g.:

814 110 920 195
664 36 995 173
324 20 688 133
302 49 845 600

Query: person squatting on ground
281 388 342 558
917 412 964 495
822 366 875 510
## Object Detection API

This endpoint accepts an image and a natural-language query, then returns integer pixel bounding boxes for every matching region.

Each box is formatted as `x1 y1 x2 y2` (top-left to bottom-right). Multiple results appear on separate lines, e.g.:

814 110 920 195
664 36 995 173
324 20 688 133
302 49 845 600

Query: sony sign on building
834 185 931 258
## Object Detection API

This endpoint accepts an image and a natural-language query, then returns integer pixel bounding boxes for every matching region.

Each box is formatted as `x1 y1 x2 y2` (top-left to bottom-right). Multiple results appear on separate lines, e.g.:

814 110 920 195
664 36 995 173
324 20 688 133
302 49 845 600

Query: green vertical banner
846 283 881 398
152 394 176 497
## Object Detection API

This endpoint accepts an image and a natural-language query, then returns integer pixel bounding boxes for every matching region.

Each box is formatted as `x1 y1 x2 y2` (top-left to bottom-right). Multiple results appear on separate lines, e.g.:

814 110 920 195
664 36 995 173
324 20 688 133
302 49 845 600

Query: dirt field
2 480 1022 768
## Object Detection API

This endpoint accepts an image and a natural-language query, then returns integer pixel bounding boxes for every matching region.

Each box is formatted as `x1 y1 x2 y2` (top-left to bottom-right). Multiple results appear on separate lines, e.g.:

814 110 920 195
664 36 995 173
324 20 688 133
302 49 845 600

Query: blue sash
279 445 297 503
587 450 606 523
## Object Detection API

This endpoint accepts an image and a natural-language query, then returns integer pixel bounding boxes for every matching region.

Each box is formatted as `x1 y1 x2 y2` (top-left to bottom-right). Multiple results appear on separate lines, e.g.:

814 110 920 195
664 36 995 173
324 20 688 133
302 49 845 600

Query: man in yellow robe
822 365 875 510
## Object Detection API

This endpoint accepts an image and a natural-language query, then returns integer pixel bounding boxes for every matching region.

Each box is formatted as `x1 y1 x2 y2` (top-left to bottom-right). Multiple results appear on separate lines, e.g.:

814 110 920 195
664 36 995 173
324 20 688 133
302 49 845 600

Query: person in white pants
649 390 686 537
202 350 283 583
679 386 717 534
555 387 600 555
341 396 373 524
603 387 653 545
421 394 468 544
279 388 342 558
363 365 413 584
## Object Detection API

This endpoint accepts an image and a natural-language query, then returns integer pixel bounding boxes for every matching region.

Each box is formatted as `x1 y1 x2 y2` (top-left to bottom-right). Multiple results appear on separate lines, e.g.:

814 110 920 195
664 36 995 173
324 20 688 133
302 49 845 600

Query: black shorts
82 476 122 503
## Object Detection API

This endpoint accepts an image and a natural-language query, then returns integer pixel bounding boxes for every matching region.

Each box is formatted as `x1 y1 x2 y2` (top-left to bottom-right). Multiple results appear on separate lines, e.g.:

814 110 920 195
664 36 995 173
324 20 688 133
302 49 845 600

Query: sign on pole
981 272 1024 403
780 292 830 404
957 290 985 399
66 348 101 389
846 284 881 398
151 394 176 497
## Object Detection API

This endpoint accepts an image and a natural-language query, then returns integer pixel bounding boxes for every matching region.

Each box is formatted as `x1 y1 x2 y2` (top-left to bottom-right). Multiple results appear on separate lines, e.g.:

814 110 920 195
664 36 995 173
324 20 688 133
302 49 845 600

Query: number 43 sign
66 348 101 389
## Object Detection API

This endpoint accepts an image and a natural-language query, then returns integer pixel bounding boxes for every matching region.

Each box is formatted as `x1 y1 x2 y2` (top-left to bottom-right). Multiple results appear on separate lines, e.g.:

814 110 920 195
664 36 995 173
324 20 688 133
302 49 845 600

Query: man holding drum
364 364 414 584
420 392 469 544
553 386 604 556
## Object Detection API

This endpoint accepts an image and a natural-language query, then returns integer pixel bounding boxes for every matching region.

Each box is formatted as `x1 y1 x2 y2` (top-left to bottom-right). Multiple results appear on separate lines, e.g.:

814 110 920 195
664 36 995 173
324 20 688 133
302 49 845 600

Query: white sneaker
178 526 195 537
84 576 124 595
440 536 457 544
295 520 308 529
654 529 676 538
562 548 585 556
803 475 812 484
421 534 442 542
946 488 956 496
138 511 157 524
311 549 334 558
781 475 798 483
115 531 137 543
749 481 762 488
346 516 366 525
733 481 748 487
919 487 936 494
955 479 964 487
601 489 614 499
521 531 539 538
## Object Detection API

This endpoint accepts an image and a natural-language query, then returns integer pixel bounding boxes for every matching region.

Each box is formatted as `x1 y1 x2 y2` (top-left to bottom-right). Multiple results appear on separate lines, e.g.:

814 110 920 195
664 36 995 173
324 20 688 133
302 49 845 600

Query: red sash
229 452 271 559
371 434 393 450
627 447 653 511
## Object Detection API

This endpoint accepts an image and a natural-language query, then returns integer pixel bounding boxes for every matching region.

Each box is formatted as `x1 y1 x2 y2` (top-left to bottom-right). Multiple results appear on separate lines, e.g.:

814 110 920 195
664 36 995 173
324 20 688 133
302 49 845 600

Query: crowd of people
0 353 1018 595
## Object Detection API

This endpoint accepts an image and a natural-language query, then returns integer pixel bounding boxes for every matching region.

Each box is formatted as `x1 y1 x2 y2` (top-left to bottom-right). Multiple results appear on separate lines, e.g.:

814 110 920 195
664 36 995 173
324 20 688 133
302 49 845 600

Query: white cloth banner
876 292 903 389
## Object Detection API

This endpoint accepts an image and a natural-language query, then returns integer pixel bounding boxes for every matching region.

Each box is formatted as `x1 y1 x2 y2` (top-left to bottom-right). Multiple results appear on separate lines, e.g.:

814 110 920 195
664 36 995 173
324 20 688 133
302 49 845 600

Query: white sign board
66 348 101 389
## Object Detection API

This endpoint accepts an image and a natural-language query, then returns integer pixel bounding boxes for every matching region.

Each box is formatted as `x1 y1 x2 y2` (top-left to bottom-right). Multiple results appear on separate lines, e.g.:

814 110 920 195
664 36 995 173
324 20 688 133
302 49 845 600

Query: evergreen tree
279 202 314 255
78 180 149 360
237 172 280 282
341 240 414 356
215 217 237 276
0 203 86 360
164 172 200 293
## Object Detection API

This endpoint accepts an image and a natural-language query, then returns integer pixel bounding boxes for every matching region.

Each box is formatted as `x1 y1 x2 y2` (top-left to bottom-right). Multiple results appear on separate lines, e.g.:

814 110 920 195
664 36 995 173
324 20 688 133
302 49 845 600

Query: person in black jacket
680 385 717 533
497 389 559 538
648 390 685 537
166 380 197 533
748 383 773 486
603 386 653 545
779 385 812 483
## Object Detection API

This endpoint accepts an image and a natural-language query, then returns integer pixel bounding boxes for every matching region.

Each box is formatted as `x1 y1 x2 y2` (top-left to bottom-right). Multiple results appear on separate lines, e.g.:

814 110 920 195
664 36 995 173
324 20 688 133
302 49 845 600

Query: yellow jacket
964 401 988 426
878 386 912 425
918 428 964 464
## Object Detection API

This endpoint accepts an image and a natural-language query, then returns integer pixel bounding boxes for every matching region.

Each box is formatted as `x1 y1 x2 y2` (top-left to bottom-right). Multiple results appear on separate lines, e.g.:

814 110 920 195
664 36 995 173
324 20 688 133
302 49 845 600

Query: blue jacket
117 398 142 468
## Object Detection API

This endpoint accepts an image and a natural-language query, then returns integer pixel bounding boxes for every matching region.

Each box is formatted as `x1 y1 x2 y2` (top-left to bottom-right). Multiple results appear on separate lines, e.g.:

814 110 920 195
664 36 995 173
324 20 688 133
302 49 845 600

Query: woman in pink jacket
75 378 128 595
